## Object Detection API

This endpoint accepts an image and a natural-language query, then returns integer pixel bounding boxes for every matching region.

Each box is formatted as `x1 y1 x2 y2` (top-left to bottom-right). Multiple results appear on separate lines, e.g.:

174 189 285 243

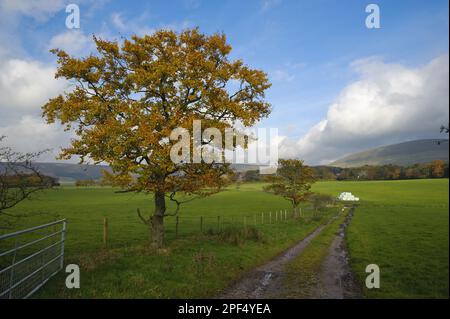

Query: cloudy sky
0 0 448 164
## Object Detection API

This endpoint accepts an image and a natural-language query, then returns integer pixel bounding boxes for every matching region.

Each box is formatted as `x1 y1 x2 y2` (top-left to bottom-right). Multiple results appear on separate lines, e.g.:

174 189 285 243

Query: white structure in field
338 192 360 201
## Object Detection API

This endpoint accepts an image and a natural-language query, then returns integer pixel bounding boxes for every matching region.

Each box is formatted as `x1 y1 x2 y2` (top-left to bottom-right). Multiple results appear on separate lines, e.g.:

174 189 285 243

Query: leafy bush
309 193 336 211
215 225 265 246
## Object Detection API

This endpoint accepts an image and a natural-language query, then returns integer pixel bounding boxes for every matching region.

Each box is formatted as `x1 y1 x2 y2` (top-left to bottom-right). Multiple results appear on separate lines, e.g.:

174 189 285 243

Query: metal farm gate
0 219 66 299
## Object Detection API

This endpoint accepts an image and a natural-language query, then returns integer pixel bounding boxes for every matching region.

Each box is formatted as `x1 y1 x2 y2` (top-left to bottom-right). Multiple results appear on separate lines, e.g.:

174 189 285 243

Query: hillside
3 138 448 182
32 162 111 183
0 162 262 184
330 139 449 168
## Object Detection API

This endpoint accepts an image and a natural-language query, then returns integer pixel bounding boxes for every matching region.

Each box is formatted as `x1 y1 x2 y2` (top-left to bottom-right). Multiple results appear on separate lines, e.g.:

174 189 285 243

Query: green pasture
313 179 449 298
0 179 448 298
1 183 334 298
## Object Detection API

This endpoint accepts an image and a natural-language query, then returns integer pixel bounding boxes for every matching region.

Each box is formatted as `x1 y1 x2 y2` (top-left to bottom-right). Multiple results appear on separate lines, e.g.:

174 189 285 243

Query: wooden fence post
254 214 257 226
175 216 179 238
275 211 278 222
261 212 264 224
200 216 203 233
269 211 272 224
103 217 108 247
285 209 287 221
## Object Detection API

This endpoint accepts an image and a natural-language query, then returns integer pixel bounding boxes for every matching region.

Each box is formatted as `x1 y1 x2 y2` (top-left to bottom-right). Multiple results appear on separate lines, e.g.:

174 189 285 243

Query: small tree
431 160 446 178
0 136 51 222
309 193 335 212
263 159 316 211
42 29 271 248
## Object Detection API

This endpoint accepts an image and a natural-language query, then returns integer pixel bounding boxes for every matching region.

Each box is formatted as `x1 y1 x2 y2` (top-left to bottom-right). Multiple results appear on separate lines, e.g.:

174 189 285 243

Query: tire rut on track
217 206 362 299
217 216 334 299
311 206 362 299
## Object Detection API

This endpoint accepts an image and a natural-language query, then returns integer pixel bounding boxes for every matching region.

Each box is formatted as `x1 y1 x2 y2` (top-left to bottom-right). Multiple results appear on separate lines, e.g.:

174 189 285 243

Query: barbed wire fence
98 207 314 246
0 207 322 262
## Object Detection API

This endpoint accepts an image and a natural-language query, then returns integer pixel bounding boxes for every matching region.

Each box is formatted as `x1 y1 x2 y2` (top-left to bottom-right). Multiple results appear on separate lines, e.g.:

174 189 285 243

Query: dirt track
311 207 362 299
217 207 361 299
218 224 326 299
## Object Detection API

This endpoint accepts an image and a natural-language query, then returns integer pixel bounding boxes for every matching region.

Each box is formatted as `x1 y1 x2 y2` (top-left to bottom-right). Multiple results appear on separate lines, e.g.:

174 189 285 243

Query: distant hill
330 139 449 168
0 162 260 184
32 162 111 183
6 139 447 182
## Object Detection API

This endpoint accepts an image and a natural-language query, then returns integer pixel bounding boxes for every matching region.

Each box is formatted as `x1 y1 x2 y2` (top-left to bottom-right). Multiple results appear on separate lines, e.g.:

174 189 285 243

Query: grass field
313 179 449 298
0 179 448 298
0 183 336 298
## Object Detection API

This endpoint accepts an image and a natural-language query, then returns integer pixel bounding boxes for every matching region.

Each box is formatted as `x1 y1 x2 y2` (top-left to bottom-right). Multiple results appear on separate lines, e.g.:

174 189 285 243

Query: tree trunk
293 204 299 218
151 191 165 248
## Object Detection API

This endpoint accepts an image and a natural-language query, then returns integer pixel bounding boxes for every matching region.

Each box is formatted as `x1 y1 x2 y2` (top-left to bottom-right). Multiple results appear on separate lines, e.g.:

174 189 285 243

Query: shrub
217 225 264 245
309 193 336 211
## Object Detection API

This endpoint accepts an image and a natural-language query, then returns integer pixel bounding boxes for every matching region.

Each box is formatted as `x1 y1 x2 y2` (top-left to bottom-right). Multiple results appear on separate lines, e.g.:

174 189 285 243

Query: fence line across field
0 219 66 299
101 207 306 244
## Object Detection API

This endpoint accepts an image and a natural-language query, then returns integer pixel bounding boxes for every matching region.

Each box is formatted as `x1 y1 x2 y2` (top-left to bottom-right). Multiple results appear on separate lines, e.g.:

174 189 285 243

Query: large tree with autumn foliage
42 29 271 247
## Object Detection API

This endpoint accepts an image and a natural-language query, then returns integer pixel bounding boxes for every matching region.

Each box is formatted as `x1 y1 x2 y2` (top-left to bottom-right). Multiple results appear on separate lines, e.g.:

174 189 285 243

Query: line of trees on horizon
241 160 449 182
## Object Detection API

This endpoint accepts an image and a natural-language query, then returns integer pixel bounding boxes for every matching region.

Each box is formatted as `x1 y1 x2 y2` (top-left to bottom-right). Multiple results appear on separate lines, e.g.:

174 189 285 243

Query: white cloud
110 11 192 37
280 54 449 164
0 0 67 21
110 11 156 36
110 12 127 31
0 1 102 162
272 70 295 82
48 30 93 56
0 54 71 161
261 0 281 12
0 58 67 112
0 116 72 161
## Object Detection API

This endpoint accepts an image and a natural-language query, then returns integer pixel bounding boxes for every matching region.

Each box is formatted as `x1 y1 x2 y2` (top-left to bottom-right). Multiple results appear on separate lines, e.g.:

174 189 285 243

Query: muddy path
311 206 362 299
218 217 335 299
217 206 361 299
